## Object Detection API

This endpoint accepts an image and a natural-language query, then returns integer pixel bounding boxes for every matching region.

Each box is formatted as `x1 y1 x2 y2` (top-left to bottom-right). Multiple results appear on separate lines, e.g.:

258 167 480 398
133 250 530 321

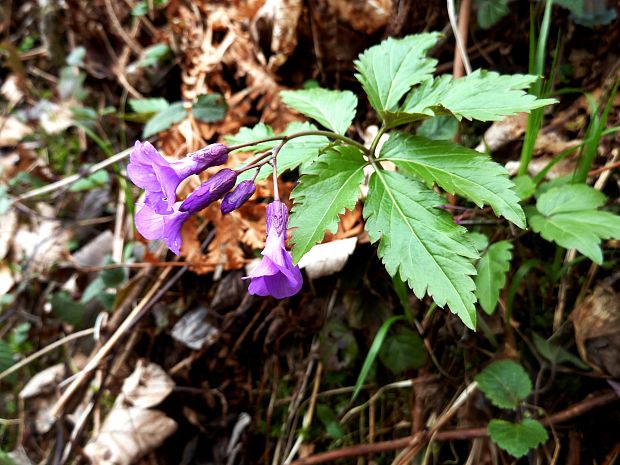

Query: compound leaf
364 170 479 329
528 184 620 264
354 33 440 117
384 70 556 128
475 241 513 315
381 133 526 228
289 146 366 262
280 88 358 135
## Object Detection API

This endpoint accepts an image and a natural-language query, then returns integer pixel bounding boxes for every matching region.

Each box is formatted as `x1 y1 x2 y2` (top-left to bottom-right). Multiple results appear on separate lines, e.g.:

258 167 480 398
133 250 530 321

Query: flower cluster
128 141 302 299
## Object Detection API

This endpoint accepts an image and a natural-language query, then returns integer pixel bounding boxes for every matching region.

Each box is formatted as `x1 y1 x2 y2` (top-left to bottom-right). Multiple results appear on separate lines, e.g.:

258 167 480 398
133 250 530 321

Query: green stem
228 130 369 155
369 125 386 159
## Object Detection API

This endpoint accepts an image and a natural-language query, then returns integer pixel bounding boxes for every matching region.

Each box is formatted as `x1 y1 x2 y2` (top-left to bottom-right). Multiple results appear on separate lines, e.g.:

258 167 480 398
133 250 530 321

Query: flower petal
152 163 181 211
135 204 165 240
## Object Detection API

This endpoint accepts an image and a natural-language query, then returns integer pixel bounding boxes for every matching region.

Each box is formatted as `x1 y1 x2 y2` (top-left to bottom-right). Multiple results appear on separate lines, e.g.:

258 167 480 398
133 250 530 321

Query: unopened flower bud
179 169 237 213
220 181 256 214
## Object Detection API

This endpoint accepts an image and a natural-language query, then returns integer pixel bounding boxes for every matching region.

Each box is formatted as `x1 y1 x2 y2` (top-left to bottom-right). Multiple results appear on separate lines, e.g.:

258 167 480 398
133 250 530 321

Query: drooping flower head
243 201 303 299
220 180 256 214
134 202 190 256
128 141 229 214
135 168 237 255
179 169 237 213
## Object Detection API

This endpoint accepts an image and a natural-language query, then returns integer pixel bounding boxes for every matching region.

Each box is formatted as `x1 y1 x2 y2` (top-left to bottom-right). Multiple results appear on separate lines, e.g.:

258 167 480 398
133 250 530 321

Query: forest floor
1 1 620 464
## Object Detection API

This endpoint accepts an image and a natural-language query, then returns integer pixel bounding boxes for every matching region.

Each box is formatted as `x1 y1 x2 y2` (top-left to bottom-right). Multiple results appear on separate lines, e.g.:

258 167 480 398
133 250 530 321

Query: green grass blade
351 315 406 402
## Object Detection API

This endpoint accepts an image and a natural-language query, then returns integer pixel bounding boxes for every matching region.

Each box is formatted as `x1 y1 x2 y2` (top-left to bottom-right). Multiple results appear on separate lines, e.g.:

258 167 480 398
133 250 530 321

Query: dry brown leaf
326 0 391 34
0 209 17 260
83 407 177 465
19 364 65 399
251 0 303 71
121 360 175 409
571 280 620 377
0 116 32 146
13 204 71 275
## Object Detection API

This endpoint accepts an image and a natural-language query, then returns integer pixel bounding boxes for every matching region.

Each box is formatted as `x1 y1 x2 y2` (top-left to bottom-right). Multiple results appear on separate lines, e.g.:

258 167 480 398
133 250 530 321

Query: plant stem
272 141 285 201
228 130 369 155
368 125 386 159
235 150 273 174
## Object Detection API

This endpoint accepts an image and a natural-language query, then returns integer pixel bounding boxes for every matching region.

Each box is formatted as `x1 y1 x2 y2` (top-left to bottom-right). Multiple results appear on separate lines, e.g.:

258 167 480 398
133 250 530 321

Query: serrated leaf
512 175 536 200
289 146 365 262
488 419 548 458
381 133 526 228
475 360 532 409
237 122 329 181
528 184 620 264
191 93 227 123
143 102 186 138
384 70 556 128
129 98 170 114
280 88 357 135
364 170 479 329
378 325 427 374
475 241 513 315
476 0 510 29
354 33 440 117
416 115 458 140
226 123 275 153
469 232 489 252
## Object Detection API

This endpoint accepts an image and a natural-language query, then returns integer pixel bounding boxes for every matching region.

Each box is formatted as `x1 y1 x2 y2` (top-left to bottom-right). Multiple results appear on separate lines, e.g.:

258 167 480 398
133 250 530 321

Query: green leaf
143 102 186 138
476 0 510 29
316 404 345 439
381 133 526 228
385 70 556 128
129 98 170 114
81 277 106 304
488 419 548 458
0 340 14 372
50 291 86 327
475 360 532 409
226 123 276 153
289 146 366 262
354 33 440 116
416 115 458 140
512 175 536 201
379 325 427 374
139 43 171 67
364 170 479 329
101 263 126 287
475 241 513 315
192 93 228 123
528 184 620 264
68 169 109 192
237 122 329 181
532 333 589 369
469 232 489 252
280 88 357 135
0 449 17 465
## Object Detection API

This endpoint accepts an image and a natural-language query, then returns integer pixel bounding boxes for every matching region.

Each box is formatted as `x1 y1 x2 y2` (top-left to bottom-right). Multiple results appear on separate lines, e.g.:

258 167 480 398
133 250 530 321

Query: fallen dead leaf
0 209 18 260
171 307 220 350
571 279 620 377
298 237 357 279
83 407 177 465
0 263 14 296
19 364 65 399
121 360 175 409
0 116 32 146
326 0 391 34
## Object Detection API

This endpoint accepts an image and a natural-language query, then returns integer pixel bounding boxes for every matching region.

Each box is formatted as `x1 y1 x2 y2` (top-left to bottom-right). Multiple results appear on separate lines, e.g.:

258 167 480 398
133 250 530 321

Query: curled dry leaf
83 407 177 465
298 237 357 280
571 280 620 377
326 0 391 34
71 230 114 267
251 0 303 71
171 307 220 350
20 364 66 434
121 360 175 409
0 209 17 260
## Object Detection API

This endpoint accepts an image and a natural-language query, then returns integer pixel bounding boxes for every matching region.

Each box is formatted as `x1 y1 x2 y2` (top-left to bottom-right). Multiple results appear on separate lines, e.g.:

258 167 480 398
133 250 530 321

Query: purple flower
128 141 229 214
179 169 237 213
220 181 256 214
134 202 190 255
243 201 303 299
